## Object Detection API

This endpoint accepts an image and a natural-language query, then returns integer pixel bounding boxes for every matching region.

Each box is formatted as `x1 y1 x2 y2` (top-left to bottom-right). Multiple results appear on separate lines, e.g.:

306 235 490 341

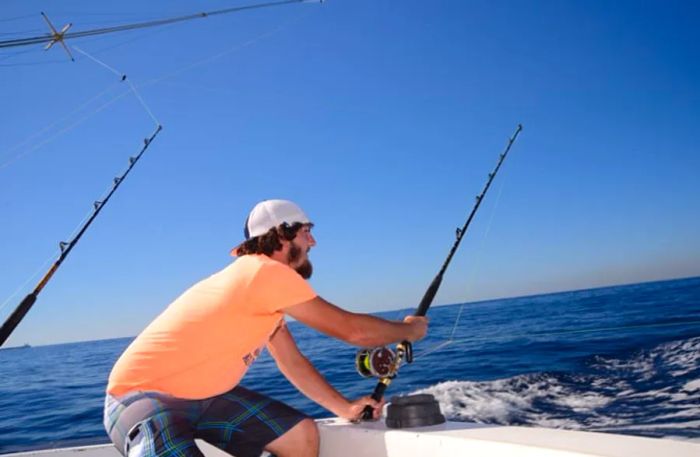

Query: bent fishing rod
0 125 163 347
358 124 523 420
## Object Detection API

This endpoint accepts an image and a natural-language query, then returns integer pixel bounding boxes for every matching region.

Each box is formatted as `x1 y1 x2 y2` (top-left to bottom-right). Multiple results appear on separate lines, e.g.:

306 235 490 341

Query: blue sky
1 0 698 346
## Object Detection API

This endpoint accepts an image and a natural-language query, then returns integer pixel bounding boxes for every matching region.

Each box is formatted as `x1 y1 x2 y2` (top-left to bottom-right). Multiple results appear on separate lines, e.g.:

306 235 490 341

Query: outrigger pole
361 124 524 420
0 125 163 347
0 0 319 50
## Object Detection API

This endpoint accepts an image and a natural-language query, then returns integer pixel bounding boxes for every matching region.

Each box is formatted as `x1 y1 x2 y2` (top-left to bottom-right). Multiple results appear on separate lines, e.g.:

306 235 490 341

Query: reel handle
361 381 388 420
402 341 413 363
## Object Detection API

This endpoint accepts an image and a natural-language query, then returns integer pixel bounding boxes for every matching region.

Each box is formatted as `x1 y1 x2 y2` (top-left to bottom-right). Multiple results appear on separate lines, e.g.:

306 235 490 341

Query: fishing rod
357 124 523 420
0 0 320 50
0 125 163 347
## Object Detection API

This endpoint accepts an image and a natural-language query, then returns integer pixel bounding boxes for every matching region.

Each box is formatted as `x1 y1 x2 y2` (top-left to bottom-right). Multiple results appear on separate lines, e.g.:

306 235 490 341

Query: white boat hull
4 419 700 457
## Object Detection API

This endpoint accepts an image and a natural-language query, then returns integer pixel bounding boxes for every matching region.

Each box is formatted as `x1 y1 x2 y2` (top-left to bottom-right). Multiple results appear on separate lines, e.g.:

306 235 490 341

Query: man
104 199 428 457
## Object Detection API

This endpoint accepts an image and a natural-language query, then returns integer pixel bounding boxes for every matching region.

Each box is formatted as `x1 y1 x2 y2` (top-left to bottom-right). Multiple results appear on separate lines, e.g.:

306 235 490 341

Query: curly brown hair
235 222 308 256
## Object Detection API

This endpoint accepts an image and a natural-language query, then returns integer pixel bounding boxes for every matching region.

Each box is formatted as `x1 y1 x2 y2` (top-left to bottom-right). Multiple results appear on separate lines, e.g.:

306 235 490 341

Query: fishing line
0 22 158 64
82 27 175 58
72 46 160 126
1 8 310 309
0 252 58 316
0 115 152 317
0 46 161 171
66 7 318 122
0 85 130 171
413 320 700 361
72 45 122 77
387 149 512 328
0 59 67 67
447 166 510 341
127 80 160 126
0 14 43 23
54 7 317 122
0 29 44 37
0 48 36 61
0 78 126 162
0 43 166 346
4 4 316 140
0 124 163 346
413 340 453 360
0 164 125 314
411 148 514 357
144 11 315 89
0 117 153 316
0 4 315 344
409 177 509 359
53 11 159 19
358 125 524 420
155 80 246 95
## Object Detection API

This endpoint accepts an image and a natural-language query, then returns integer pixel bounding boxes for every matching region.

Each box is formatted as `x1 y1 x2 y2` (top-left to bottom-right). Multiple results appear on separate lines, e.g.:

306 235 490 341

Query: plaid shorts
103 386 309 457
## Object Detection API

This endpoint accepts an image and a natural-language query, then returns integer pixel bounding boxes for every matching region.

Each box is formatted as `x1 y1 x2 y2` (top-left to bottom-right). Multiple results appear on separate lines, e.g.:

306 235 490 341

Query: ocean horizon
5 275 698 349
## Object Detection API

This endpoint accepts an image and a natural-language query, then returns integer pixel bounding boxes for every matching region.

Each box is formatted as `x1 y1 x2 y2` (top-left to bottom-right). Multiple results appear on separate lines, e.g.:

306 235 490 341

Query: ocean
1 277 699 453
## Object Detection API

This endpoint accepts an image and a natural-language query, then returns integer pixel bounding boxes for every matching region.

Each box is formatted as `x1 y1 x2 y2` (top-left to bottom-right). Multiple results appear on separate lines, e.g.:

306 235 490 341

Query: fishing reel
355 343 413 379
356 346 396 378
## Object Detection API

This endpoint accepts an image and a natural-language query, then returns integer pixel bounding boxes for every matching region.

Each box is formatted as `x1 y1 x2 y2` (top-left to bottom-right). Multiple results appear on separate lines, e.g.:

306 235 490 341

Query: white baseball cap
231 199 311 256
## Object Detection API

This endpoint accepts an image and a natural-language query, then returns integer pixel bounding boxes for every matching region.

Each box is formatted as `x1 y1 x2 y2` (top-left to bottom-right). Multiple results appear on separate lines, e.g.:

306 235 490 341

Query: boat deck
4 419 700 457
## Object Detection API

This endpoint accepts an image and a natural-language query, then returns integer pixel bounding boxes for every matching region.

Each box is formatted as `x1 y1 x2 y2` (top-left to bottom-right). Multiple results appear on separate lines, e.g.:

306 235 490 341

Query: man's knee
289 418 319 451
266 418 319 457
298 418 319 446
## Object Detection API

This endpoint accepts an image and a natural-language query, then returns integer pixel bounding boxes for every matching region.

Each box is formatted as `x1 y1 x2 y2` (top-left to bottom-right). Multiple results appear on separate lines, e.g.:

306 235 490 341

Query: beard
288 242 313 279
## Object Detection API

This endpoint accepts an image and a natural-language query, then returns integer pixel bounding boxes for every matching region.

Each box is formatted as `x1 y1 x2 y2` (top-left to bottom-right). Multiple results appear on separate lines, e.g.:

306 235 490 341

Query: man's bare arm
285 296 427 347
266 323 382 420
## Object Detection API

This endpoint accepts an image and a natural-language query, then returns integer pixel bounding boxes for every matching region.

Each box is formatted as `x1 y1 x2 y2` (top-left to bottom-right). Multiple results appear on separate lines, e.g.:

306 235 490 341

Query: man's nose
308 232 316 247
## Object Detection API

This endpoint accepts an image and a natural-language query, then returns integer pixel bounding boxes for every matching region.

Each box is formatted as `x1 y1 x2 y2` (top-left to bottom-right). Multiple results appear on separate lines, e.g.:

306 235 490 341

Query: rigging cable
1 8 311 169
0 0 321 50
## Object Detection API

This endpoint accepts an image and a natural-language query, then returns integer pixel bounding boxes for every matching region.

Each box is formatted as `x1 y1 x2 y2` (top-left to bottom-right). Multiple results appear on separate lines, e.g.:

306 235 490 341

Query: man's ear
276 232 291 252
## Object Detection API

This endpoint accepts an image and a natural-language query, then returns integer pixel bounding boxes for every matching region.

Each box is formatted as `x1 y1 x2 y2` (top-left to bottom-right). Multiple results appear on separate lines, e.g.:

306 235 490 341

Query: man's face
287 224 315 279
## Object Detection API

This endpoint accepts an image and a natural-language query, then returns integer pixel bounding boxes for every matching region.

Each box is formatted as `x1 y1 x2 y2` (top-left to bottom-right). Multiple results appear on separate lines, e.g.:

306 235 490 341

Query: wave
415 336 700 440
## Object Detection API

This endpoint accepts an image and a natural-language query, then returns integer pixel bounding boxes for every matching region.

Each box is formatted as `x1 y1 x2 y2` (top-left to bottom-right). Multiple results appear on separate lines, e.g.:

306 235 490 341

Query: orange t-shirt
106 254 316 399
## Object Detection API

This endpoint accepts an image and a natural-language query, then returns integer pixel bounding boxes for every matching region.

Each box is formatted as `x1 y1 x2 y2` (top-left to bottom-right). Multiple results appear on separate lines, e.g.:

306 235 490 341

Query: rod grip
361 381 388 420
0 293 37 347
415 274 442 317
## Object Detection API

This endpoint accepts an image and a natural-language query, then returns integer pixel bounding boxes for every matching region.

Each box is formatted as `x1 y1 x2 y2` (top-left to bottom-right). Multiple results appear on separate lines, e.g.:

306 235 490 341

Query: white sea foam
594 337 700 378
682 379 700 392
414 336 700 441
553 392 610 411
414 379 531 423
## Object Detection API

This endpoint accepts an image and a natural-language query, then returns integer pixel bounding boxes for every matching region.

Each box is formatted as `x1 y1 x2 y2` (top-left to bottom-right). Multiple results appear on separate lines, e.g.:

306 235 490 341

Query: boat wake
415 336 700 441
